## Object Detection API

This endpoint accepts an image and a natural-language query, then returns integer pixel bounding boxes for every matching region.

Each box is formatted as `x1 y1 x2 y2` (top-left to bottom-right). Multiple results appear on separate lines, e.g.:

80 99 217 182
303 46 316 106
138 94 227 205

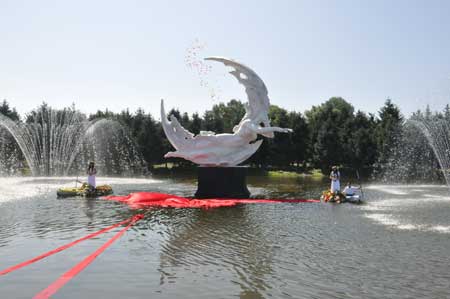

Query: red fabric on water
0 216 134 276
104 192 320 209
33 214 144 299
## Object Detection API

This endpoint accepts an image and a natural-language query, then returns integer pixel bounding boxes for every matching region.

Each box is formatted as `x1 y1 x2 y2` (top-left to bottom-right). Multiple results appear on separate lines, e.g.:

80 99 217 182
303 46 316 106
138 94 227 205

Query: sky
1 0 450 119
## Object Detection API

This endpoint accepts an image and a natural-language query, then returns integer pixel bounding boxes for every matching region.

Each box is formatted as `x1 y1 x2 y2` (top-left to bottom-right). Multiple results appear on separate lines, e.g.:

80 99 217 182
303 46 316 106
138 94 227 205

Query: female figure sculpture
161 57 292 166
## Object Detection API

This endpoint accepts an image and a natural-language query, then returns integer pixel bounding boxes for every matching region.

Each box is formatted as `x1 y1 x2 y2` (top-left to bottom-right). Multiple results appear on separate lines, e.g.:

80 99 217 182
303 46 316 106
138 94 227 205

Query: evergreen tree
190 113 202 135
305 97 355 172
0 100 20 121
444 104 450 121
181 112 191 129
374 99 403 167
350 111 377 174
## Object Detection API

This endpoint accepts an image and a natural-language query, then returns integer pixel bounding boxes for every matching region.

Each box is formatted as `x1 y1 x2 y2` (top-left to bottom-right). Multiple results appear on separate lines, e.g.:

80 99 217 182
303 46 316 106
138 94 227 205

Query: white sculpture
161 57 292 166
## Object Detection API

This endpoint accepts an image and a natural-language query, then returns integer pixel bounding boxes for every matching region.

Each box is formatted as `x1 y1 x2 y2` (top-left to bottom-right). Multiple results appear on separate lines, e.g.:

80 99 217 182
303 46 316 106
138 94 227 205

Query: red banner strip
33 214 143 299
0 216 137 276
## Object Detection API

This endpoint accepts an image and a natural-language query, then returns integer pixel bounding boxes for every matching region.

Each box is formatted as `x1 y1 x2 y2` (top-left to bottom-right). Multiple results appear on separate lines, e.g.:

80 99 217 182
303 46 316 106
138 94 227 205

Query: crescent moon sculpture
161 57 292 166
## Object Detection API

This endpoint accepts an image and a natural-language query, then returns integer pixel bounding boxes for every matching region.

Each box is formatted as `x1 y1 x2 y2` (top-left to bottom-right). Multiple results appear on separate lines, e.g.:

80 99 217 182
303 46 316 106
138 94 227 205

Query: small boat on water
320 190 363 204
57 183 113 198
344 194 362 204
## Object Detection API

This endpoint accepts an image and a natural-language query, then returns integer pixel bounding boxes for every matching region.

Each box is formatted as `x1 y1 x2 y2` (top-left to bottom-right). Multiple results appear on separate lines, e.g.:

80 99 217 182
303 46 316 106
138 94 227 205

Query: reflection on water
0 176 449 299
157 207 275 298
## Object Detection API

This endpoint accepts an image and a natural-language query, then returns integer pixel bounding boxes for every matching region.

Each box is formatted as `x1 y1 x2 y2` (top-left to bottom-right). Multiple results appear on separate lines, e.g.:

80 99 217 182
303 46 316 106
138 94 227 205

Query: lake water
0 175 449 298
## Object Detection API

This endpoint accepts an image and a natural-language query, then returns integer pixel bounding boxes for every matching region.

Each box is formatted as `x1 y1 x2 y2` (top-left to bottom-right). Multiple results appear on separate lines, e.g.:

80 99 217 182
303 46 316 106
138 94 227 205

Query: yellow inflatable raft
57 183 113 198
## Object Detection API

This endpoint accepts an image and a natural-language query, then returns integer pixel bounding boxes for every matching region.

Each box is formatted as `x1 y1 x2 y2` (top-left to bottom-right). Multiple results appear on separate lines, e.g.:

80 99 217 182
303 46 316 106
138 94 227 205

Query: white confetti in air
185 39 222 102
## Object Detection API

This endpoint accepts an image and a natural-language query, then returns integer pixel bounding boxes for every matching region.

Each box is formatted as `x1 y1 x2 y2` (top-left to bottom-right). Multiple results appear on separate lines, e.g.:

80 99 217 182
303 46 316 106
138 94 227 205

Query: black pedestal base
195 166 250 199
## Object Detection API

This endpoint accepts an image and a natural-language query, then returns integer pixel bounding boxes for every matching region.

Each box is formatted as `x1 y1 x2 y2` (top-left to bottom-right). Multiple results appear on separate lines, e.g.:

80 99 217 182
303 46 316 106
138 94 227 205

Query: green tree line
1 98 448 181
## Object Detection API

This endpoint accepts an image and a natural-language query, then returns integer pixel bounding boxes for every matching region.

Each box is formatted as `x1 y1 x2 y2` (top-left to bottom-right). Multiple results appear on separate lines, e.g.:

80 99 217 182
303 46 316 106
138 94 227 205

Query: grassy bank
151 163 325 178
266 169 324 178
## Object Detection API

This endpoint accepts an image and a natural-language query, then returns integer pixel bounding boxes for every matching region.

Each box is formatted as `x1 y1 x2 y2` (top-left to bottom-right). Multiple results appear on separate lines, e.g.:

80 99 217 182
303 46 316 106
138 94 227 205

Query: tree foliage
0 97 448 182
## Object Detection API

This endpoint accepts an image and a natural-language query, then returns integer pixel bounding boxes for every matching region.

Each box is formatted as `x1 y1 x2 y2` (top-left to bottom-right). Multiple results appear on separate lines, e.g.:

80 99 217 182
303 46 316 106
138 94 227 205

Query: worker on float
87 161 97 191
343 182 360 196
330 166 341 194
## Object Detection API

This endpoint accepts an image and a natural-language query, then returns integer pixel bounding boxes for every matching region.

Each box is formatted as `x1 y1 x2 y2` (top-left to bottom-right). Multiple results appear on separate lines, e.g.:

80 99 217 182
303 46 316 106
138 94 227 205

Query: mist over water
0 107 145 176
410 117 450 186
363 184 450 233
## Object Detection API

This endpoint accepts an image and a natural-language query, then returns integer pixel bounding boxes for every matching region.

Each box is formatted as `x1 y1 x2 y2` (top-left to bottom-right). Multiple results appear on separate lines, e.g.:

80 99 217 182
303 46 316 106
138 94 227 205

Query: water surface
0 175 449 298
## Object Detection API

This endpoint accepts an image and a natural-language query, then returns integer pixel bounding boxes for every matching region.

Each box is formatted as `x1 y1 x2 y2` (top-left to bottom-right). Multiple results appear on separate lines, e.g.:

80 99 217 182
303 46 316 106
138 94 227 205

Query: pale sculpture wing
160 100 194 151
204 57 270 127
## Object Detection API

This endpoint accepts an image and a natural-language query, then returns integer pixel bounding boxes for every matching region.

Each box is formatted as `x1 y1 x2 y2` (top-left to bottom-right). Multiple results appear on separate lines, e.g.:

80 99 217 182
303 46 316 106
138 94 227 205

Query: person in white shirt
329 166 341 193
87 162 97 191
343 182 360 196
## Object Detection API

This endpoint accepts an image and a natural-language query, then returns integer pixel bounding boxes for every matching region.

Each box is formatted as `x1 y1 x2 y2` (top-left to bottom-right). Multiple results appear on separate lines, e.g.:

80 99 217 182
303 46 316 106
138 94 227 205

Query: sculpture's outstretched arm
256 126 293 134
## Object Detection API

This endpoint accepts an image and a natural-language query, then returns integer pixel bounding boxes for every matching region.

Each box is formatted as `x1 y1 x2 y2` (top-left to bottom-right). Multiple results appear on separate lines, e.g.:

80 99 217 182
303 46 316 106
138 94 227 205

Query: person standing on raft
330 166 341 194
87 162 97 191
